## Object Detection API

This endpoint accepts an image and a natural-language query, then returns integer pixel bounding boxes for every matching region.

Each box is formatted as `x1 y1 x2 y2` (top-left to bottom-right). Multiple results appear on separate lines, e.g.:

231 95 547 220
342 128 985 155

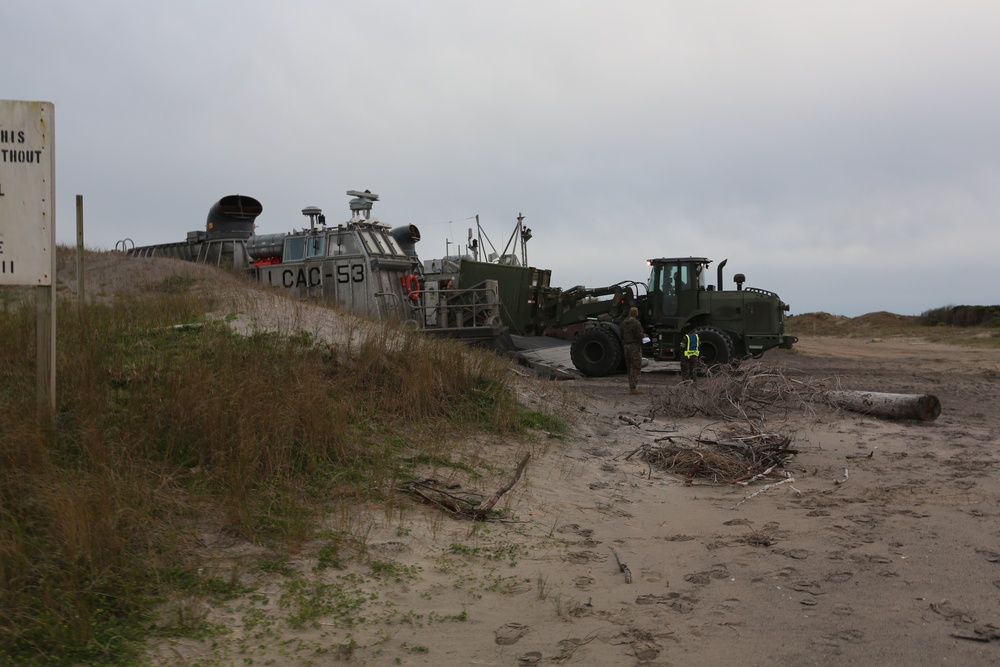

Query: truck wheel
691 326 736 369
571 327 624 377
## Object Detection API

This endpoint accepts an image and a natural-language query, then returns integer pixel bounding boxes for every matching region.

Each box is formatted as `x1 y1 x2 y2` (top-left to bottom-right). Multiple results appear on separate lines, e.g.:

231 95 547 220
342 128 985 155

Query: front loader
568 257 797 376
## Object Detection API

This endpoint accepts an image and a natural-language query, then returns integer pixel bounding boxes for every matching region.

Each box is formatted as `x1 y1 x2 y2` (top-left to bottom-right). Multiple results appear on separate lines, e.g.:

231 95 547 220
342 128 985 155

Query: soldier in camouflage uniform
621 306 645 395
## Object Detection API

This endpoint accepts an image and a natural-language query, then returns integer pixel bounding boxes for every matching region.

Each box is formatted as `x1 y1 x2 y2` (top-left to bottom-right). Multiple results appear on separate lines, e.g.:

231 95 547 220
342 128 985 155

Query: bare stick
609 546 633 584
403 485 461 513
735 464 776 486
474 452 531 518
730 477 795 509
408 481 477 504
619 445 646 461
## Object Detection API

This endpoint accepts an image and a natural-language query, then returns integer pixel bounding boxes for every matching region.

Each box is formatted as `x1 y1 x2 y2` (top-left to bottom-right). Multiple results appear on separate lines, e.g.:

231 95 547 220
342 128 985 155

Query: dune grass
786 309 1000 347
0 278 546 666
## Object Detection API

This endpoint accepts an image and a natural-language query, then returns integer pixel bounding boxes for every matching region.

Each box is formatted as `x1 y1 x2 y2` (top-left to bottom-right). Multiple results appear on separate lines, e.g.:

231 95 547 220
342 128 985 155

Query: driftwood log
825 390 941 422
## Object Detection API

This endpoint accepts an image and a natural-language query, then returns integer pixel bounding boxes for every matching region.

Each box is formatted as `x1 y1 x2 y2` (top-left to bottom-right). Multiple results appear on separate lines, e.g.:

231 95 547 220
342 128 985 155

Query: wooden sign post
0 100 56 410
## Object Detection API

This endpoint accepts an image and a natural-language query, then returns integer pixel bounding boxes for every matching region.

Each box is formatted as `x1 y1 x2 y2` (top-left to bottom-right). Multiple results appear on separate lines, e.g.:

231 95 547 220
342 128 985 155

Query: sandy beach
145 301 1000 666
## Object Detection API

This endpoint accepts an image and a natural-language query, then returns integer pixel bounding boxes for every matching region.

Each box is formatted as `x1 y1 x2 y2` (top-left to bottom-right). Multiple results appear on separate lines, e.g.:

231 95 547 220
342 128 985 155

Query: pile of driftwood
399 452 530 521
624 424 797 484
656 363 827 420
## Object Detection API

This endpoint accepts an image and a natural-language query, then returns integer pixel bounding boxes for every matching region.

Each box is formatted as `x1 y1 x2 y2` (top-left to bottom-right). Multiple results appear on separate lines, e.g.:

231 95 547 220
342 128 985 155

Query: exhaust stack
205 195 262 240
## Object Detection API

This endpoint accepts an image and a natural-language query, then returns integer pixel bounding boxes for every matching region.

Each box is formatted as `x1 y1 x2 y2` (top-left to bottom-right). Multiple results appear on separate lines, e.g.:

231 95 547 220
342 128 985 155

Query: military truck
567 257 796 376
427 254 796 376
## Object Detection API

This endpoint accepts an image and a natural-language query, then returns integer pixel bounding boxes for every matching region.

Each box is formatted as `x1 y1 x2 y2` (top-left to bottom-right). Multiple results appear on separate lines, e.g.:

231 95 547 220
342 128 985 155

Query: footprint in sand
791 579 825 596
556 523 595 539
574 575 595 591
931 599 977 624
635 592 698 613
683 565 730 585
848 553 891 565
823 571 855 584
633 642 661 661
812 628 865 649
565 550 608 564
707 597 743 617
640 568 662 583
505 580 533 595
495 622 529 645
832 604 854 616
975 548 1000 563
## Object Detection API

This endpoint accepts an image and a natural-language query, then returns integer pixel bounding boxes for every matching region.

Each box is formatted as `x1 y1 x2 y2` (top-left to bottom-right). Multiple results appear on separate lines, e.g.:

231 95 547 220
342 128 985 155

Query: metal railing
416 281 502 330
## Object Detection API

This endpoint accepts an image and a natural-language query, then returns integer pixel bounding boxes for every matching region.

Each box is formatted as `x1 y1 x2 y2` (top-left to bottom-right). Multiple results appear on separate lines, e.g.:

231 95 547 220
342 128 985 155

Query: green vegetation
0 266 542 666
368 558 421 582
314 532 346 572
519 410 569 438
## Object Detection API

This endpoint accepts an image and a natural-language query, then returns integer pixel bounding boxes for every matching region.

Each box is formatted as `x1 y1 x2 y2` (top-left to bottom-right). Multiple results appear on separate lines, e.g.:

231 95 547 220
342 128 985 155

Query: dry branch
609 546 633 584
399 452 531 521
400 480 478 514
474 452 531 519
731 476 796 509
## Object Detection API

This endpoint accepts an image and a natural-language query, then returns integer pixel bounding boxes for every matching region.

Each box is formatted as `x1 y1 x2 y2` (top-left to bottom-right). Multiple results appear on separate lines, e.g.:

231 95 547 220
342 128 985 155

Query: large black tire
571 326 624 377
690 326 736 369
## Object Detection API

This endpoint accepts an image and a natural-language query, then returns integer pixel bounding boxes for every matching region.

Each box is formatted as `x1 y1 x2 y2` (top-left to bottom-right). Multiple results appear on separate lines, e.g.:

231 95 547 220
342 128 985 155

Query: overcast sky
6 1 999 316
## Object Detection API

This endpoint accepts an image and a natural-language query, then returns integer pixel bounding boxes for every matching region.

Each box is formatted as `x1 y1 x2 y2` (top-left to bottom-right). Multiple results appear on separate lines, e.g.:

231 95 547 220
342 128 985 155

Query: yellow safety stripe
684 333 700 358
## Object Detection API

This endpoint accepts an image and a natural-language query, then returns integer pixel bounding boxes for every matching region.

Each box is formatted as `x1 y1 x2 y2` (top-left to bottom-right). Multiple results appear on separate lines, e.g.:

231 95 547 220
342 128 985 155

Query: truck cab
644 256 796 365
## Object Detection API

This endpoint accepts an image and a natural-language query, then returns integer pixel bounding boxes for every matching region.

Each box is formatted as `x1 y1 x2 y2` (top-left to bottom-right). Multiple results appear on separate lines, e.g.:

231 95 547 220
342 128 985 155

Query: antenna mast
518 212 531 266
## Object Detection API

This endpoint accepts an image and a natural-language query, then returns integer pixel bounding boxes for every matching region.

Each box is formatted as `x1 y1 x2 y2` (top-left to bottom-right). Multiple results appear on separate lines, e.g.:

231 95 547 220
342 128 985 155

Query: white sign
0 100 55 286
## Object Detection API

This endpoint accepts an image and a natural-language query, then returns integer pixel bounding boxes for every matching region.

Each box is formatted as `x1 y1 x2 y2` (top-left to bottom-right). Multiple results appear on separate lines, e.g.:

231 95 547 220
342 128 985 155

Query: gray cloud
6 1 999 315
